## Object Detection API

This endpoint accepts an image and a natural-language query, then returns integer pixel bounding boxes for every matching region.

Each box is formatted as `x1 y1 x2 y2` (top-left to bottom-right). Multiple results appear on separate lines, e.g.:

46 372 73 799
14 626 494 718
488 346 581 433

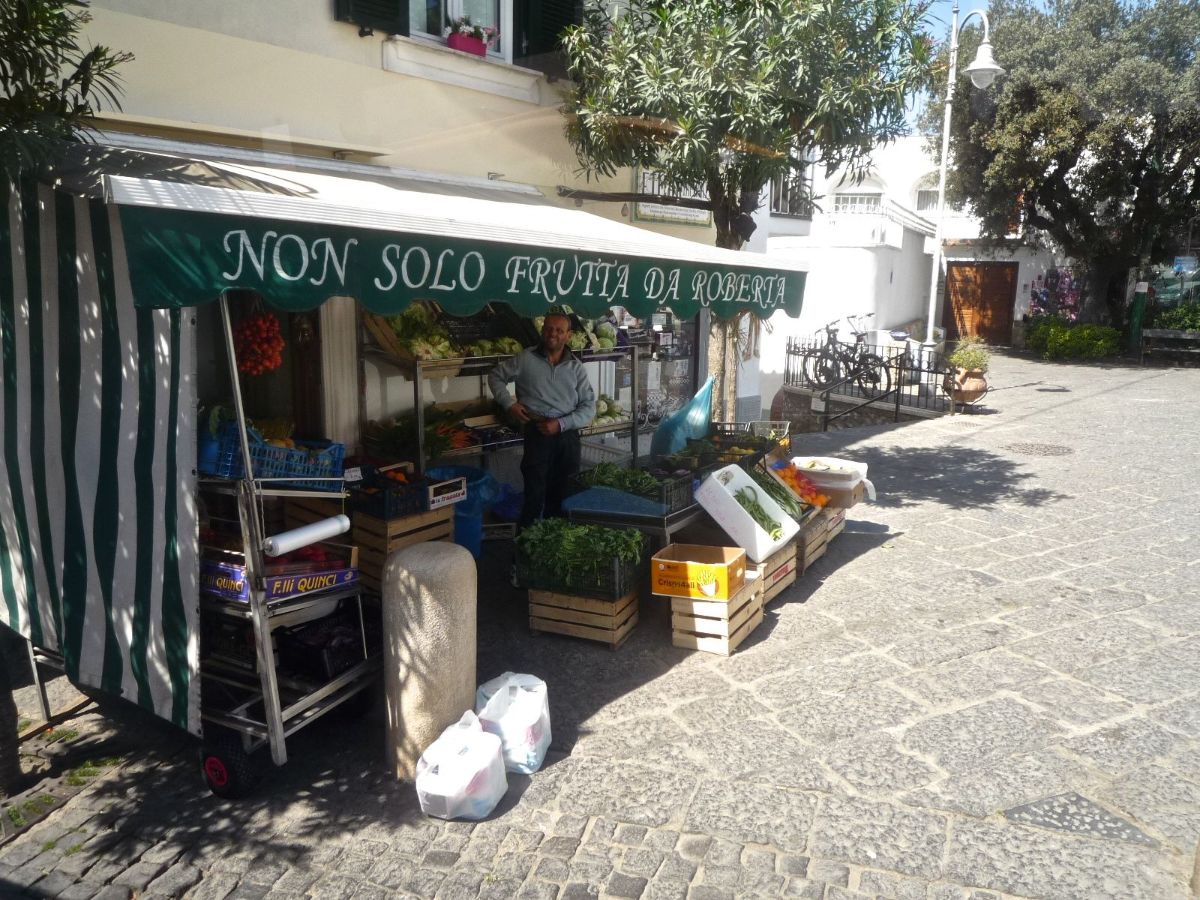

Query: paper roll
262 515 350 557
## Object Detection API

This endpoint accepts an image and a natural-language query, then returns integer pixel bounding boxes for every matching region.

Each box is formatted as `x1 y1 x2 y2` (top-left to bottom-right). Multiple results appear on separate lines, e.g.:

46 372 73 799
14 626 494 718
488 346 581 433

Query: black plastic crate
516 549 640 601
349 470 429 519
276 611 364 683
436 303 502 347
491 303 540 348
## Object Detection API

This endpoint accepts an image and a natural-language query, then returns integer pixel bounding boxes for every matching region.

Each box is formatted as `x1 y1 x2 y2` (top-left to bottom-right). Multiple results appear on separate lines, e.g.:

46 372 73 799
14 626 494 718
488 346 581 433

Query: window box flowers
444 16 497 57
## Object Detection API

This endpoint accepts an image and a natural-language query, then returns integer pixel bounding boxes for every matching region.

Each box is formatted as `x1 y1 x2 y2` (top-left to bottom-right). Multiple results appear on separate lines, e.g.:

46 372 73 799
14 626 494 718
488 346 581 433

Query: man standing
487 312 595 528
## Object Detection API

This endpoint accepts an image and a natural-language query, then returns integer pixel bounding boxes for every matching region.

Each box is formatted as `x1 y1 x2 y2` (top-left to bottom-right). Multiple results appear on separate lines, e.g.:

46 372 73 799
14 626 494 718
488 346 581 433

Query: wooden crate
353 507 454 593
282 496 346 531
529 589 639 650
669 576 764 656
797 510 830 573
824 507 847 541
746 540 798 605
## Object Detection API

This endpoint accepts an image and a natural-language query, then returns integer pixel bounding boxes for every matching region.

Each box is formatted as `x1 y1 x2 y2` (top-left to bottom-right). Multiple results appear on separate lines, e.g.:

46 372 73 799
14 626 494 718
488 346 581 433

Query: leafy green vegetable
733 485 783 540
579 462 661 497
516 519 644 589
749 469 804 522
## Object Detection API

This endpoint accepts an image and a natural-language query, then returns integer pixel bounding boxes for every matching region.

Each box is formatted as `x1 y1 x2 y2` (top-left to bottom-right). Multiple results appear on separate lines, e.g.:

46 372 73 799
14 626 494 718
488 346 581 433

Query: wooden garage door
944 261 1018 345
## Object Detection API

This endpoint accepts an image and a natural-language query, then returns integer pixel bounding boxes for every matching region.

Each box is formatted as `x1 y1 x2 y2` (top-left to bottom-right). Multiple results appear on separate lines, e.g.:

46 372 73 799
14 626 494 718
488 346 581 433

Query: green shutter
335 0 408 35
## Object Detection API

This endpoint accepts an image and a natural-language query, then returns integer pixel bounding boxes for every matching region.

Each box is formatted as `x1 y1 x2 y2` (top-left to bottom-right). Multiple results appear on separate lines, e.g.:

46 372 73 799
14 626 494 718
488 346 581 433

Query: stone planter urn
944 367 989 404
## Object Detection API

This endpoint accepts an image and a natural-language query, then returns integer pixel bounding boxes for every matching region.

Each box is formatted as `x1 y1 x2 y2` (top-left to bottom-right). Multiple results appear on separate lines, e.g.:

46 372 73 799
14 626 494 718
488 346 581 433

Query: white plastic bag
415 711 508 820
475 672 552 775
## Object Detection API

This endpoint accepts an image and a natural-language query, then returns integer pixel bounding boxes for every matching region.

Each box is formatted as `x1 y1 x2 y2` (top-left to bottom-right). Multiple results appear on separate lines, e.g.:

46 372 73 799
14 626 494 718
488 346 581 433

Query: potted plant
444 16 497 57
944 336 990 404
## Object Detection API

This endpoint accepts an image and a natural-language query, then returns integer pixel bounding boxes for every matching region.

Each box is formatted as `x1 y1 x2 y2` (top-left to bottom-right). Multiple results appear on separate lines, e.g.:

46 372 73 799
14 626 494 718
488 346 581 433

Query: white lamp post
923 2 1005 346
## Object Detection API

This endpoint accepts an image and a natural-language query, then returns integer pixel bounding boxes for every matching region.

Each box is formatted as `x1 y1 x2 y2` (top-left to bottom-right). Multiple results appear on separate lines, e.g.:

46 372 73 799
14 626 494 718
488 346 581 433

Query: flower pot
944 367 988 404
447 32 487 56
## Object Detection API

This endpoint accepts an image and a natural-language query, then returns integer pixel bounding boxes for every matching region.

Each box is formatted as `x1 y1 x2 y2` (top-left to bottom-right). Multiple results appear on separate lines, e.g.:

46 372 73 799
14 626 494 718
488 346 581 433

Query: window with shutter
514 0 580 76
335 0 408 36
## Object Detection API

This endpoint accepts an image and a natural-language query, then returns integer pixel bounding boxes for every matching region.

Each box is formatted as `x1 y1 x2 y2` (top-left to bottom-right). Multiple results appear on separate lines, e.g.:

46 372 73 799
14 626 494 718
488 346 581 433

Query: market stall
0 146 807 794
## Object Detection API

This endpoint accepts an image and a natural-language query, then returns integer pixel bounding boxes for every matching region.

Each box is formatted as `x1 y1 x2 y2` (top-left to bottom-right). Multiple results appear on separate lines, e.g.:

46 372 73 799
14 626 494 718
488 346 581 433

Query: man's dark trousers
519 426 581 528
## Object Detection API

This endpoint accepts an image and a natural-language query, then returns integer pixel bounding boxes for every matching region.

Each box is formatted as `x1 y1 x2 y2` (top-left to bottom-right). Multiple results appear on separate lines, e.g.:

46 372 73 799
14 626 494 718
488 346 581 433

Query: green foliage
0 0 133 178
924 0 1200 321
561 0 934 249
577 462 661 497
1026 317 1120 359
947 337 991 372
1154 302 1200 331
515 519 644 589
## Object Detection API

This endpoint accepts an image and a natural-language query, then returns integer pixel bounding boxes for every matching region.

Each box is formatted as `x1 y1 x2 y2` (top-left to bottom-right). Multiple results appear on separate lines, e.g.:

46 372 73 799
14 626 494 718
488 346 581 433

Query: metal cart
194 295 381 797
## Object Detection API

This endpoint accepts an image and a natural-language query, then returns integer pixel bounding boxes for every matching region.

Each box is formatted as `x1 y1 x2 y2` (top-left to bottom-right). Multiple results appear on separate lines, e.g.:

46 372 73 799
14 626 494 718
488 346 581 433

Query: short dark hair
543 311 572 329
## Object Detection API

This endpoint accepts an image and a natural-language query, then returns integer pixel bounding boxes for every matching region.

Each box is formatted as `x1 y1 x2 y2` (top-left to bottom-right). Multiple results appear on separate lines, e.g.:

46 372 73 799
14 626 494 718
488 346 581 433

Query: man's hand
535 418 562 435
508 401 532 424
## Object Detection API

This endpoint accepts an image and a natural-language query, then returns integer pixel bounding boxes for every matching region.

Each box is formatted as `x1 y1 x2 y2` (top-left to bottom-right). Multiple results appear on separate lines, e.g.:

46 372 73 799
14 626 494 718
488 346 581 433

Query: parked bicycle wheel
854 353 892 397
804 347 842 389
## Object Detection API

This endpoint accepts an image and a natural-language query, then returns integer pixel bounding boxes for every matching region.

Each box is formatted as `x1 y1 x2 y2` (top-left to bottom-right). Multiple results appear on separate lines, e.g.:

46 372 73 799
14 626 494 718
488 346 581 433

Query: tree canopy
560 0 934 250
0 0 132 179
928 0 1200 321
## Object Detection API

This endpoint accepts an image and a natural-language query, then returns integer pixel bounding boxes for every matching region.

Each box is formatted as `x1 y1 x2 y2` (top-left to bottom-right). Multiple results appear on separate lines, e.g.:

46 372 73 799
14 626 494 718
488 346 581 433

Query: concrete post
383 541 477 781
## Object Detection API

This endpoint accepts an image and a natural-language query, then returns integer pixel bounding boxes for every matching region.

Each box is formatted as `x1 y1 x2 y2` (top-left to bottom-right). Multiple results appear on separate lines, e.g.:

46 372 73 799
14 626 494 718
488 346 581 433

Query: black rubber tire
855 353 892 397
200 733 258 799
804 348 841 389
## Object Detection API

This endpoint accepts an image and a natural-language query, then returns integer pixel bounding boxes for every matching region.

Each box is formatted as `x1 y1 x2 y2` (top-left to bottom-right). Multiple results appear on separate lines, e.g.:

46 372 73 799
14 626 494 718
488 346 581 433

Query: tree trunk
707 190 745 421
0 648 23 798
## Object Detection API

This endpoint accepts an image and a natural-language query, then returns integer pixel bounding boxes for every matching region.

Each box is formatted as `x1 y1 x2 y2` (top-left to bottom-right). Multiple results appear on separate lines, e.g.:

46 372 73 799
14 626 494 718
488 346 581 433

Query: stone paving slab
4 353 1200 900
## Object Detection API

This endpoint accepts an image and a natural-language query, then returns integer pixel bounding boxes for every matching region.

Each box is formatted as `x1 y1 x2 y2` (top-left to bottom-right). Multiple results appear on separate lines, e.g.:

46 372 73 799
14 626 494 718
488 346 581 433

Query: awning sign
117 207 804 319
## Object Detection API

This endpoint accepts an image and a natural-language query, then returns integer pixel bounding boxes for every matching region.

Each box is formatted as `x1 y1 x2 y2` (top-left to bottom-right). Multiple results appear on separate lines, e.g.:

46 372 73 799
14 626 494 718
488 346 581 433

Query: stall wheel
201 733 259 799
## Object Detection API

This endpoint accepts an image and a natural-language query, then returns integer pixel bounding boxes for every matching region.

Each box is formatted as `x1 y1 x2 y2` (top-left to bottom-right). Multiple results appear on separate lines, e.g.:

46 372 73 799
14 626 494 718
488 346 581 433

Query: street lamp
923 2 1005 346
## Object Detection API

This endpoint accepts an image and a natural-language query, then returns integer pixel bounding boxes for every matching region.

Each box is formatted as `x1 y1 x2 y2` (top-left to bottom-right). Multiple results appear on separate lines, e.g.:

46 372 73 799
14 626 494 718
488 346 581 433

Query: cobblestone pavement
3 352 1200 899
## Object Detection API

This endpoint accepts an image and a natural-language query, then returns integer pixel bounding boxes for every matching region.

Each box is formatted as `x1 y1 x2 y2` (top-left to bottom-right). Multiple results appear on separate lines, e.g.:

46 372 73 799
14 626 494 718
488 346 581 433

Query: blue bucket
427 465 499 559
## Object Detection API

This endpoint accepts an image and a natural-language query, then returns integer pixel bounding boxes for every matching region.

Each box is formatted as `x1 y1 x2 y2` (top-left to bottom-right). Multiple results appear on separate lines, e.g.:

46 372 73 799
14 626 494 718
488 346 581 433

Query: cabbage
532 316 545 333
596 322 617 341
406 338 440 360
495 337 524 355
568 333 588 351
597 336 615 349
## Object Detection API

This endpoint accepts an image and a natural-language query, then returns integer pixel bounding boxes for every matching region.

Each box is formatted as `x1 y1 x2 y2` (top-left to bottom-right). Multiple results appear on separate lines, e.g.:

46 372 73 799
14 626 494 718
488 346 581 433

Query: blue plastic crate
201 422 345 490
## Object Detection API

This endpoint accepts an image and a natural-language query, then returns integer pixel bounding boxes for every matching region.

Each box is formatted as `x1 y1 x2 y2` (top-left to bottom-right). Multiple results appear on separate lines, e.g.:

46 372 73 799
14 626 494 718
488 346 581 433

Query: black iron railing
784 336 952 425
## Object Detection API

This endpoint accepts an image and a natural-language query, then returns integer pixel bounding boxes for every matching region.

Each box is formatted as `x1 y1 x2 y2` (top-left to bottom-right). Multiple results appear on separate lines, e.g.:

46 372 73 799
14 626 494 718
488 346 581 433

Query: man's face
541 315 571 353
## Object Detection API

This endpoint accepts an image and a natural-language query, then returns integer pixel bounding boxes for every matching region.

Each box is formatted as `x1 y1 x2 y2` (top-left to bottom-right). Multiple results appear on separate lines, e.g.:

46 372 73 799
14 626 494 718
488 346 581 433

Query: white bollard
382 541 477 780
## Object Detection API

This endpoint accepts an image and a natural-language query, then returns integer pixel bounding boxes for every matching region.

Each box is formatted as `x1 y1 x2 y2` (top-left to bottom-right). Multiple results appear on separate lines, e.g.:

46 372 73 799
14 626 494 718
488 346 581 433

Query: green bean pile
733 485 783 540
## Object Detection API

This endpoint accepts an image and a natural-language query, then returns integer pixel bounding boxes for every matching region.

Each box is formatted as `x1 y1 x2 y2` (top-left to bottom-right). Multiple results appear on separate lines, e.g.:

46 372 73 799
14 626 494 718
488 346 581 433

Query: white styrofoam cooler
695 465 801 563
788 456 867 487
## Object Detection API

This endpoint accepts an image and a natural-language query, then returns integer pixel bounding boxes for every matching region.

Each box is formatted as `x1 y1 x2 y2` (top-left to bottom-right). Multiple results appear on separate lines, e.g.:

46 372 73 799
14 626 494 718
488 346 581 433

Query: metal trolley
194 294 380 798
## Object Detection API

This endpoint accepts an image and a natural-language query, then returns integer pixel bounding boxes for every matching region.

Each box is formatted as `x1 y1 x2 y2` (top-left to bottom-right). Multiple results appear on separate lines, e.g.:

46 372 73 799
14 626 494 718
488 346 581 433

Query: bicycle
802 314 892 396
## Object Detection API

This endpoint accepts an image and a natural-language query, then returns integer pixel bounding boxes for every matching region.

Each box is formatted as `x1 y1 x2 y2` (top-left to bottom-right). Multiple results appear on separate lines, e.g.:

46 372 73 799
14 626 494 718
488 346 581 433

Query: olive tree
560 0 933 412
927 0 1200 322
561 0 934 250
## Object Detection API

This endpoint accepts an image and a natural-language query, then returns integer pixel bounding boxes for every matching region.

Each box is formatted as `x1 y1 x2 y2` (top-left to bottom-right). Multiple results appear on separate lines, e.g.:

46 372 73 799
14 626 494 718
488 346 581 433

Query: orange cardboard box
651 543 746 601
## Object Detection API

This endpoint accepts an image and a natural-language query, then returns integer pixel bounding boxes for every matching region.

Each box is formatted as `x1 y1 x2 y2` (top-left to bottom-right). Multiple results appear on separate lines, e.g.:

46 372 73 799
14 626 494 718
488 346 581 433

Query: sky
907 0 994 126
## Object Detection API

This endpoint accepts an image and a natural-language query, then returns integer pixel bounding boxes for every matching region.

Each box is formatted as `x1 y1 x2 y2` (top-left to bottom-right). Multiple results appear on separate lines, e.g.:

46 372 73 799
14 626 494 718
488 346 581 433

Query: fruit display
234 311 286 375
766 459 829 508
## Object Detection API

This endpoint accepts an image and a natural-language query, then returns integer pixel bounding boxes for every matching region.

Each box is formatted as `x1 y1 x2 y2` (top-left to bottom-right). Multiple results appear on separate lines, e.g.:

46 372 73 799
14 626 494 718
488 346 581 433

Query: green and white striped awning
106 162 806 320
0 177 199 734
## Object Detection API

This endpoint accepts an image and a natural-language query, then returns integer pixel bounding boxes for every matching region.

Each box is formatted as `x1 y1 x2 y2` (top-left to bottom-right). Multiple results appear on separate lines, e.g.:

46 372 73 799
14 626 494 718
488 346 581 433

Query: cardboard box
822 480 866 510
651 543 746 601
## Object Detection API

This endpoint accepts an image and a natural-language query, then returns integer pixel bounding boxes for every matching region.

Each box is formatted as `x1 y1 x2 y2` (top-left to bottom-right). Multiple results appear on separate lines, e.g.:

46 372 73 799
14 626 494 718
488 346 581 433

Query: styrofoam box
695 465 801 563
789 456 867 487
